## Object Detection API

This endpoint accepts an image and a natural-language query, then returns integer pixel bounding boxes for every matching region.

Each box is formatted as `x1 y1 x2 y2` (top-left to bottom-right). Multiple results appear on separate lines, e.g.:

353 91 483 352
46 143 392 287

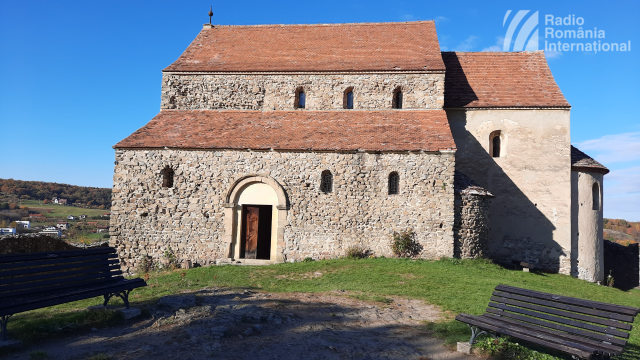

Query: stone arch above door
222 175 288 263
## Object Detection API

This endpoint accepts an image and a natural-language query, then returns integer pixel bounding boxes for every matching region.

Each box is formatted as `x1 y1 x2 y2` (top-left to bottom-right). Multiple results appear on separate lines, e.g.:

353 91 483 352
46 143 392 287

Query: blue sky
1 0 638 220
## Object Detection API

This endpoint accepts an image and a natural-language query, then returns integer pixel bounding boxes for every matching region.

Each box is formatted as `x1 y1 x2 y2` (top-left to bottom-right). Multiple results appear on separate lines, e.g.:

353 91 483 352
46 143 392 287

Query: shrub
390 229 422 258
345 245 368 259
302 257 315 262
162 246 179 270
607 270 615 287
136 256 156 274
475 337 559 360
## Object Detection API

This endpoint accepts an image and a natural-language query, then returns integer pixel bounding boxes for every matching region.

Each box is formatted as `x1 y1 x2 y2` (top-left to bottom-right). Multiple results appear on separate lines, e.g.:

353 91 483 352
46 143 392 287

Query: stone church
110 21 608 282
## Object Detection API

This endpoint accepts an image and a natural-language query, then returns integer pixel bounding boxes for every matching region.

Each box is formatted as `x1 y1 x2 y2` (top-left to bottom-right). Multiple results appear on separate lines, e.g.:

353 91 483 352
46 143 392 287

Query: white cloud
545 51 563 59
603 171 640 220
482 36 504 52
576 132 640 164
454 36 479 51
577 133 640 221
604 193 640 221
434 16 448 24
604 166 640 196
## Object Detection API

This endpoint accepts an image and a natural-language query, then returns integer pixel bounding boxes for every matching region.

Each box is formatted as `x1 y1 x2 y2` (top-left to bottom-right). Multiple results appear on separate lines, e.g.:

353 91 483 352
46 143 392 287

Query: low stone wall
603 240 639 289
454 193 491 259
0 234 109 254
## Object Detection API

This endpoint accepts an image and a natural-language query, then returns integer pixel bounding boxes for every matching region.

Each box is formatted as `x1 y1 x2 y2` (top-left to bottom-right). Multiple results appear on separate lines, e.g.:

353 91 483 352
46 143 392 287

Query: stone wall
0 234 109 254
454 193 491 259
603 240 639 289
447 109 572 274
161 73 445 111
110 149 455 273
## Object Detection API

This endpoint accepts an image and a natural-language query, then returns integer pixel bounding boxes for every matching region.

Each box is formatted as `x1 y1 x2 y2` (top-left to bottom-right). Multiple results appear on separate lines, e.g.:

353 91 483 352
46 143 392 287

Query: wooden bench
456 284 640 359
0 247 147 341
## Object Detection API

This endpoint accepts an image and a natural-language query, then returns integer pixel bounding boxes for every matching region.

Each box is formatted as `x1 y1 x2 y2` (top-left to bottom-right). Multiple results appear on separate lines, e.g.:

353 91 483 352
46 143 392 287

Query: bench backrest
488 285 639 355
0 247 124 304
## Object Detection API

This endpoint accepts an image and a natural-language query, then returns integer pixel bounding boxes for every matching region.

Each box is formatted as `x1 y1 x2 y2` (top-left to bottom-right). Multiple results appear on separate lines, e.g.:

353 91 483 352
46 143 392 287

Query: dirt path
7 288 480 360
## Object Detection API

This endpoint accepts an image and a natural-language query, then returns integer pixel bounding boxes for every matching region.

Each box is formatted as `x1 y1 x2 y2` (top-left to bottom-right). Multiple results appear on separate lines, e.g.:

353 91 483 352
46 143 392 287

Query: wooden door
243 206 259 259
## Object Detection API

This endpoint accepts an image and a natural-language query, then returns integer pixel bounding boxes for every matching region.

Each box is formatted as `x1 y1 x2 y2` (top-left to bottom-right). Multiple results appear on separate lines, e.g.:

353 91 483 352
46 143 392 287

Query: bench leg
467 324 490 345
1 315 11 341
103 290 132 309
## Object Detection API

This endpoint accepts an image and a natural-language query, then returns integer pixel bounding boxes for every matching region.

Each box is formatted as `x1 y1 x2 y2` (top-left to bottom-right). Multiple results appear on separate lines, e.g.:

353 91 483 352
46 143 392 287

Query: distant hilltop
0 178 111 208
604 218 640 246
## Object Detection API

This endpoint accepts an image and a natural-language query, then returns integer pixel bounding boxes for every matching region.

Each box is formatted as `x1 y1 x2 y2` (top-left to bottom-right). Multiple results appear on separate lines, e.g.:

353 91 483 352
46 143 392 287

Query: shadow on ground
6 288 478 360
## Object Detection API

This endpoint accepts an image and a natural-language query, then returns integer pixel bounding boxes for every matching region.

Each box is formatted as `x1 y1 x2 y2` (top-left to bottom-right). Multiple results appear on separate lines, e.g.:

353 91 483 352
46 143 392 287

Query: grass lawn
4 258 640 359
20 200 107 218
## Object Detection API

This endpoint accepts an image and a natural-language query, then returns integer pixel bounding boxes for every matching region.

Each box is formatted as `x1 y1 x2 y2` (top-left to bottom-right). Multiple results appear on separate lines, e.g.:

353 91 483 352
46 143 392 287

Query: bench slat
0 259 120 278
489 302 630 338
0 253 118 270
492 291 635 323
456 313 595 359
0 279 146 316
485 308 627 346
0 274 124 300
0 264 121 287
0 270 123 294
495 285 640 317
0 279 145 310
483 313 624 355
0 248 116 264
490 296 633 330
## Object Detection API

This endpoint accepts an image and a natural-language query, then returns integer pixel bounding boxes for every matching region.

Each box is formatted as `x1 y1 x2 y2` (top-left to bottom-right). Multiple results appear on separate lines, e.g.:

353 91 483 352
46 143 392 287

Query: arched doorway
223 176 288 263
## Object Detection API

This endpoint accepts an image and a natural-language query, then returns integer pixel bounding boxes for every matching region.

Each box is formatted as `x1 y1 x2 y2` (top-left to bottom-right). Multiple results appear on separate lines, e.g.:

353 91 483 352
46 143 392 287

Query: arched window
490 131 502 158
162 167 174 188
388 172 399 195
343 87 354 109
592 183 600 210
320 170 333 193
392 88 403 109
295 87 306 109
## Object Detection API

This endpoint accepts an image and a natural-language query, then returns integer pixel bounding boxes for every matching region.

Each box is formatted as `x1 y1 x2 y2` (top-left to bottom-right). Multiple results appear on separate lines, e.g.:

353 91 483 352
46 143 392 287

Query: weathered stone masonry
161 73 445 111
110 149 455 272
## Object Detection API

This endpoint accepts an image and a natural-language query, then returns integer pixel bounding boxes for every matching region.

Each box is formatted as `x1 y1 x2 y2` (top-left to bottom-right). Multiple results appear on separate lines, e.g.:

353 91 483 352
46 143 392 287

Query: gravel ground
7 288 481 360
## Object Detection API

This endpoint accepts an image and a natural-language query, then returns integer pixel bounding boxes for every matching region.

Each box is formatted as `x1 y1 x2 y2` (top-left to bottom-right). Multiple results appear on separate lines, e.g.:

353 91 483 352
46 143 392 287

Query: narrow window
392 88 403 109
320 170 333 193
295 87 306 109
162 167 174 188
388 172 399 195
299 92 306 108
343 87 354 109
490 131 502 158
592 183 600 210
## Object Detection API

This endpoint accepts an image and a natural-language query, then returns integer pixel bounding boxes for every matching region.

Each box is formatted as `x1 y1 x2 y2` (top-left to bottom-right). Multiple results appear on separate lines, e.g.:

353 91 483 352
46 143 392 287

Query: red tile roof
571 146 609 174
114 110 455 152
442 52 570 108
164 21 445 73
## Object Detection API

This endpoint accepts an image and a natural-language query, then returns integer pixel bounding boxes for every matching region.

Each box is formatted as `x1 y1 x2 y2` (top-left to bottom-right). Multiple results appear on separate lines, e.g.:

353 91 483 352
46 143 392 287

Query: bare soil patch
7 289 480 360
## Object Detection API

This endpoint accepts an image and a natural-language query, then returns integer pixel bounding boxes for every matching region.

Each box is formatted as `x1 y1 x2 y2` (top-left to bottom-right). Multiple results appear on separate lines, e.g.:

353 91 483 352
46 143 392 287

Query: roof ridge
204 20 435 29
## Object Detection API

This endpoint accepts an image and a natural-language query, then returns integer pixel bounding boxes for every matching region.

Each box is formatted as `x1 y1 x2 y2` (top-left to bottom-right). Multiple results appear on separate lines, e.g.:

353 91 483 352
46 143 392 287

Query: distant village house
15 221 30 229
56 221 69 230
